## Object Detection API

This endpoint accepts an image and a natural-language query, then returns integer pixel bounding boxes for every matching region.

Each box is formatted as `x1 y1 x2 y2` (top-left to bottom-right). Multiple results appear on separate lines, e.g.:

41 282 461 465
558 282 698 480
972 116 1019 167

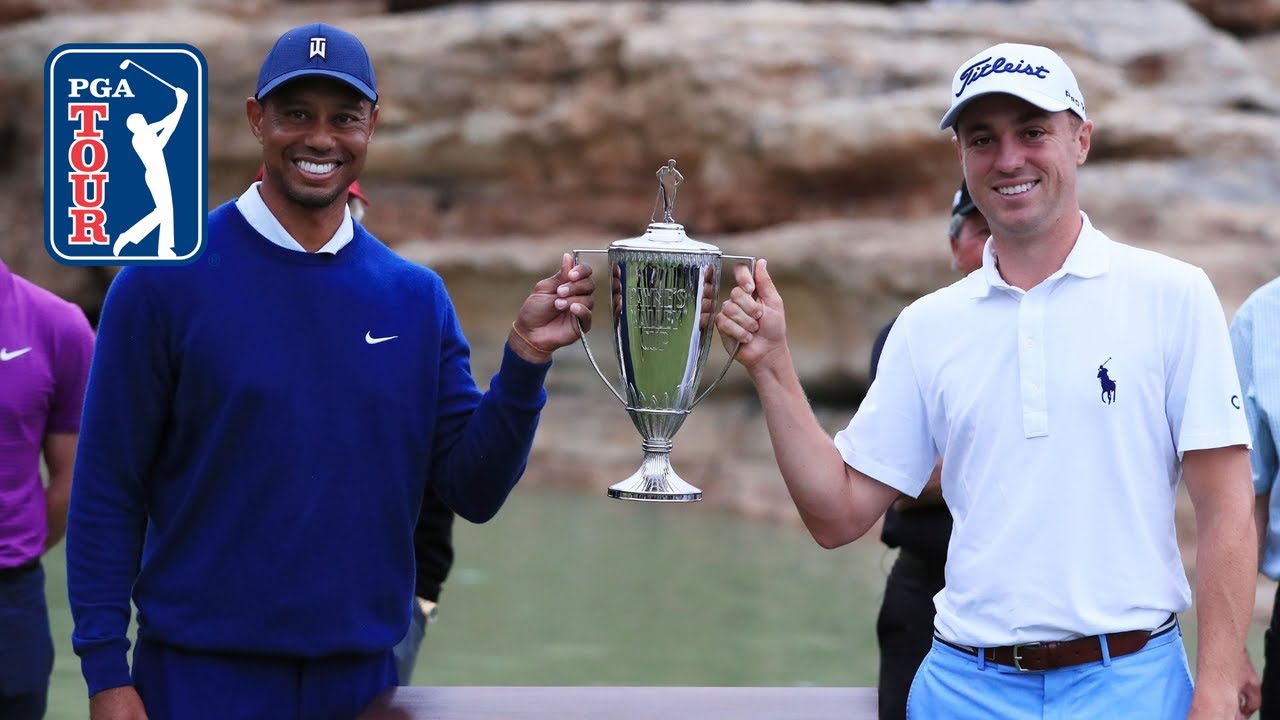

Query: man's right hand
715 259 787 377
174 87 188 105
90 686 148 720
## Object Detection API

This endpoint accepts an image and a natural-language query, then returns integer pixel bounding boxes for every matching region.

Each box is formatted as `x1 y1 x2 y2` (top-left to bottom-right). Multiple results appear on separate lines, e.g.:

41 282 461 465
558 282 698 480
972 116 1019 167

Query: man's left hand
509 253 594 363
1188 652 1261 720
1237 647 1262 718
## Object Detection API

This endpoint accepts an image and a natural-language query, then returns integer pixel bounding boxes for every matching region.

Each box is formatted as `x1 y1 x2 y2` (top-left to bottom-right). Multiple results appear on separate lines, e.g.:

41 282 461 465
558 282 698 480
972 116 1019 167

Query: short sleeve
1232 295 1278 495
1166 269 1250 456
47 301 96 434
834 311 937 497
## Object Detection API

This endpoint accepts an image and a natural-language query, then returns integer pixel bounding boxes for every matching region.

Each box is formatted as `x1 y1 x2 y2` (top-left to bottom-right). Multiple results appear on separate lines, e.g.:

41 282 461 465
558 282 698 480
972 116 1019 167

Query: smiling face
246 76 377 214
952 94 1091 245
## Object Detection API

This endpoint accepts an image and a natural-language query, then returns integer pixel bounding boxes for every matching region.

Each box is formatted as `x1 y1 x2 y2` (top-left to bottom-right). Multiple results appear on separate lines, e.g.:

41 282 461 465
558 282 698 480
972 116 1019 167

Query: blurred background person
871 181 987 720
396 488 454 685
1232 276 1279 718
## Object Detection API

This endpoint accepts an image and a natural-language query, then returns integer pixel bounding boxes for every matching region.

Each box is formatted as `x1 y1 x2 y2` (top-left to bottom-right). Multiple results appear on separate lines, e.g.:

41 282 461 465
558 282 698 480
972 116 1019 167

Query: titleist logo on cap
956 55 1051 98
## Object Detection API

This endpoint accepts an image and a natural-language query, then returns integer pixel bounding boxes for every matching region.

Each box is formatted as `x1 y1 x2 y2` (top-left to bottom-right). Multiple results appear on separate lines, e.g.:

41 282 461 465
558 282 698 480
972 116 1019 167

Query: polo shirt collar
235 182 353 255
966 211 1112 298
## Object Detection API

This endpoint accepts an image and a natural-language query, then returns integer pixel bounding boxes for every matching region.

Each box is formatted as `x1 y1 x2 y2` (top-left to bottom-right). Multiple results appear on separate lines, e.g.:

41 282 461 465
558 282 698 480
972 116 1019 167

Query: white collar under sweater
234 182 354 255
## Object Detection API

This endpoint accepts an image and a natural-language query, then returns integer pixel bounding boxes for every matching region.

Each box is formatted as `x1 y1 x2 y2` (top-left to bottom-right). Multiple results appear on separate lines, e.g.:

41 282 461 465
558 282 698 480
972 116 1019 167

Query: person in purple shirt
0 257 95 719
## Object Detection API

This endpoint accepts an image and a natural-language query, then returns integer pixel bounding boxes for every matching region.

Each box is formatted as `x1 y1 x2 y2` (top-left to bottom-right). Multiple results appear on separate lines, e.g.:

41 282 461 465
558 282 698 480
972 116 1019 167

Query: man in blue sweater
67 22 594 720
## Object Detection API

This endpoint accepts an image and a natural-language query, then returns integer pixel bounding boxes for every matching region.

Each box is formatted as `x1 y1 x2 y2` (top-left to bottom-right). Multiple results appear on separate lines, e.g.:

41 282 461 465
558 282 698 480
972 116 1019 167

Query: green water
40 487 1269 718
42 487 885 716
409 487 887 686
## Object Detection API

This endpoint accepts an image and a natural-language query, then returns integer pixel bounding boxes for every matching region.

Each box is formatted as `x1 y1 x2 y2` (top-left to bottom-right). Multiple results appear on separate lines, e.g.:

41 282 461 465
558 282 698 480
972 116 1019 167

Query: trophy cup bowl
574 161 754 502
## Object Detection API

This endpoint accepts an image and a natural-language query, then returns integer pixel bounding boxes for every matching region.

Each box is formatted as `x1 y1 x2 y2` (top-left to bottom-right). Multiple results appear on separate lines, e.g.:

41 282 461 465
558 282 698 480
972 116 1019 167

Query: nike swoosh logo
0 347 32 361
365 332 398 345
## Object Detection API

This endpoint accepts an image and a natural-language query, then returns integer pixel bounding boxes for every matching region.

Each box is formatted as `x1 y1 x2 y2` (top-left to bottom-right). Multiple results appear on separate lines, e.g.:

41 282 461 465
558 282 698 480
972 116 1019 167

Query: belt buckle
1011 642 1041 672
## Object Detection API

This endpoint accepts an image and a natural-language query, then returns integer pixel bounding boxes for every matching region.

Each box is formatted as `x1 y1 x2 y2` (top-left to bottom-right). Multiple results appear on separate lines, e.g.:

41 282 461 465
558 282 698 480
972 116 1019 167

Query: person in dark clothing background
871 181 987 720
397 487 454 684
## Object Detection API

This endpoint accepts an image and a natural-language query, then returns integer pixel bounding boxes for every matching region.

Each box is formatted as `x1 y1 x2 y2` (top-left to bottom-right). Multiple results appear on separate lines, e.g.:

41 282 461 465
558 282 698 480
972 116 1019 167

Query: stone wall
2 0 1278 518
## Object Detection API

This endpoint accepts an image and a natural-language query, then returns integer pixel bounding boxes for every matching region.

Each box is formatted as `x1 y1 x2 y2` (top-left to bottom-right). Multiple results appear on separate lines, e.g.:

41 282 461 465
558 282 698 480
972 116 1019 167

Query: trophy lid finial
615 157 717 252
653 159 684 224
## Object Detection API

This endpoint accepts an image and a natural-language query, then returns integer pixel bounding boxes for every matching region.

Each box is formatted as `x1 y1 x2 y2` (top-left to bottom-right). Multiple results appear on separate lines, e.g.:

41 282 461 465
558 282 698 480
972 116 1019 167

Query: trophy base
607 470 702 503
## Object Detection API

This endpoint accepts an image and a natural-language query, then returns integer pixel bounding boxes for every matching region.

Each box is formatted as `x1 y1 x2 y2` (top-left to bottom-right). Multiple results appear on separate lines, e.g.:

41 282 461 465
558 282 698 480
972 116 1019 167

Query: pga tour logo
44 44 207 265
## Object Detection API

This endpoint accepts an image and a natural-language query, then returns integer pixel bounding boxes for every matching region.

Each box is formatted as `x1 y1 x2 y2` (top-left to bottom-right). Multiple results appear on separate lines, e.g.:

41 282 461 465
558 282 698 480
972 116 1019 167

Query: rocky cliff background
2 0 1278 521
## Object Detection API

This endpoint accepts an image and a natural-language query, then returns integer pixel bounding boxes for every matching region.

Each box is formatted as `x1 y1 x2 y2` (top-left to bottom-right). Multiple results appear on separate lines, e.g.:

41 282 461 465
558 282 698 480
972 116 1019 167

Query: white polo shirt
836 212 1249 647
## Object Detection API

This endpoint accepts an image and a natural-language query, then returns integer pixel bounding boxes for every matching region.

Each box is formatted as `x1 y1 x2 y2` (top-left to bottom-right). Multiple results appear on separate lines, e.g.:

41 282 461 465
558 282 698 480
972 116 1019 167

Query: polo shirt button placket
1018 290 1049 438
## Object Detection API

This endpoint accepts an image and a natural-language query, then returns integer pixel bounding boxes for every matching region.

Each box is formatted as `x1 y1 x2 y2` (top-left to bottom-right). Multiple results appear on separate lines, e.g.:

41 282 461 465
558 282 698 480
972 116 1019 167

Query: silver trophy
574 160 755 502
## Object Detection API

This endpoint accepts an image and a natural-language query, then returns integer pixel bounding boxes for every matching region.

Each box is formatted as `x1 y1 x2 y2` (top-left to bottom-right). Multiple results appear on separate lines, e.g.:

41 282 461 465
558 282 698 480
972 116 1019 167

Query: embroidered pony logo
1097 358 1117 405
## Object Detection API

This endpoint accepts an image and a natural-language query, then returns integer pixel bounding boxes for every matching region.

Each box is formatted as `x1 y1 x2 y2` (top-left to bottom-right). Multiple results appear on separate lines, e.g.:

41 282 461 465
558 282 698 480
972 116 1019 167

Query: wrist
1189 674 1236 700
416 597 439 624
508 323 553 364
748 348 797 389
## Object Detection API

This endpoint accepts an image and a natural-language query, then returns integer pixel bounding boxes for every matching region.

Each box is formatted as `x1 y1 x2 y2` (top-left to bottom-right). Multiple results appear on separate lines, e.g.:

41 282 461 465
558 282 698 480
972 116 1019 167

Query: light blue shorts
907 624 1193 720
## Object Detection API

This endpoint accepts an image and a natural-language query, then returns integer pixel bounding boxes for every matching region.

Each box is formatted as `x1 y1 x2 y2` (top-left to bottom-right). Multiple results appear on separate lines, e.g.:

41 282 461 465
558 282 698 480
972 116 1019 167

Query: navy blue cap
951 182 977 217
947 181 979 238
256 23 377 103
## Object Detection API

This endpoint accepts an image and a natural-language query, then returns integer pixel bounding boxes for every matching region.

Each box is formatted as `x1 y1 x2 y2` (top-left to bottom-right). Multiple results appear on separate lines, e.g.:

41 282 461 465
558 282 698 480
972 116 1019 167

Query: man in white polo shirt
715 43 1256 718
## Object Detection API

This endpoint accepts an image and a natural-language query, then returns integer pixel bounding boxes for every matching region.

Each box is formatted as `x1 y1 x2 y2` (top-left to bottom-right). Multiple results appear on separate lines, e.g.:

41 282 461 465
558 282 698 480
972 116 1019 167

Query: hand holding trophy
573 160 756 502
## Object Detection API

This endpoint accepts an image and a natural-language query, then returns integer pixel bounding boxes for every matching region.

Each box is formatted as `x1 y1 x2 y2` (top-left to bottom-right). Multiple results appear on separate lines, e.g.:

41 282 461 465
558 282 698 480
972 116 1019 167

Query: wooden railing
358 686 877 719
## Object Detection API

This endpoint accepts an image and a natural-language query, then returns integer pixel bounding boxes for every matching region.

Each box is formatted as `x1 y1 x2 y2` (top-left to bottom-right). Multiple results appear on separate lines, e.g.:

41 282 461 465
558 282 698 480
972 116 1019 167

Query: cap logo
256 24 377 104
956 55 1050 98
1064 88 1085 114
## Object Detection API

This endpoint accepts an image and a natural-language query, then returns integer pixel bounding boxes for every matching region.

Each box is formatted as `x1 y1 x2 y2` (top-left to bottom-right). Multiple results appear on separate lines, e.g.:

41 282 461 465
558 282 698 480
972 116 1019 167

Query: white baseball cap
939 43 1086 130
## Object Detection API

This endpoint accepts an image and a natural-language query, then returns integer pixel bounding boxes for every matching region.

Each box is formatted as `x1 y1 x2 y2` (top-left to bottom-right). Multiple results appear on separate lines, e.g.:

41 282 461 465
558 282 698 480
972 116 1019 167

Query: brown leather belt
935 617 1177 672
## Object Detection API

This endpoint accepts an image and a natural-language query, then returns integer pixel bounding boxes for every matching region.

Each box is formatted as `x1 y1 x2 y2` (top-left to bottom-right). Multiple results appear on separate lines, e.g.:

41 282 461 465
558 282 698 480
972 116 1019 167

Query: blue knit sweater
67 201 549 695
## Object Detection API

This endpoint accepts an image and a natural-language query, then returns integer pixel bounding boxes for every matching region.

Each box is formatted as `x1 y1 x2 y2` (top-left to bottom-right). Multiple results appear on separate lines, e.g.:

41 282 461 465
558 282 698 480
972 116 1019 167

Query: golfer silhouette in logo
113 59 187 259
1097 358 1117 405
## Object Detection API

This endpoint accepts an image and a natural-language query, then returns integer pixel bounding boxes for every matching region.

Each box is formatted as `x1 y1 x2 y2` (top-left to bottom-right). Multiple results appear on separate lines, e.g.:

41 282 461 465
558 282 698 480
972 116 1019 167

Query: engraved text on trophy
635 286 689 350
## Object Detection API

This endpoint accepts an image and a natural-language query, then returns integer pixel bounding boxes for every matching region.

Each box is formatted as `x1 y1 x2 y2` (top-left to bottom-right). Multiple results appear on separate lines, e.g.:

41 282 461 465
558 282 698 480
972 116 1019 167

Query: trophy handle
571 249 627 405
692 254 758 408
